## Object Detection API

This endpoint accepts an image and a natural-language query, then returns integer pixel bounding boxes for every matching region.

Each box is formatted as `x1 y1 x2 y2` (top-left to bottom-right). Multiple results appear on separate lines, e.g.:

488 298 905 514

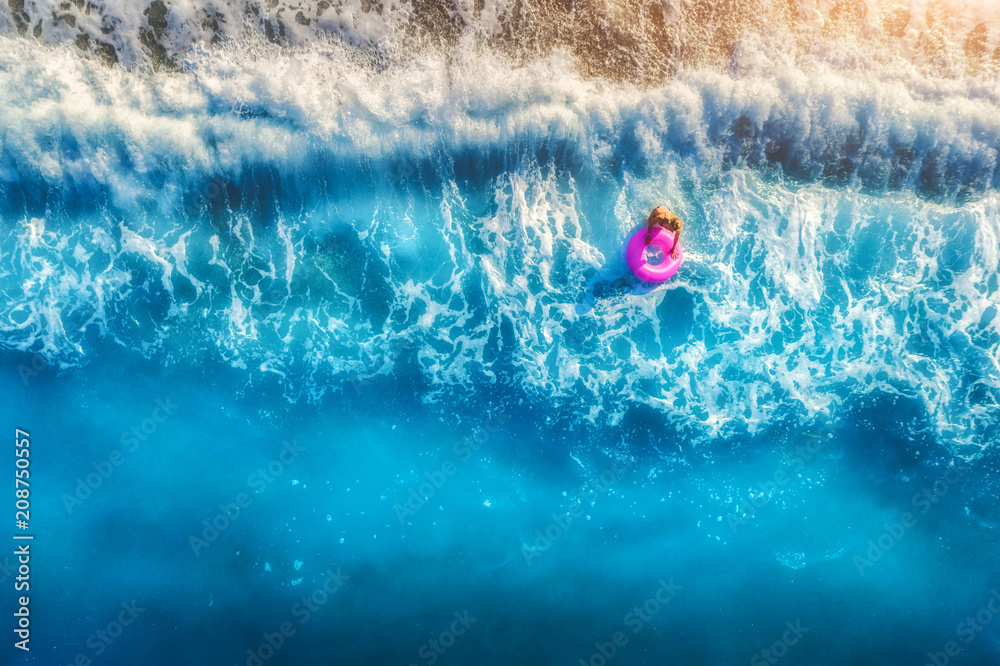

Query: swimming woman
645 206 683 258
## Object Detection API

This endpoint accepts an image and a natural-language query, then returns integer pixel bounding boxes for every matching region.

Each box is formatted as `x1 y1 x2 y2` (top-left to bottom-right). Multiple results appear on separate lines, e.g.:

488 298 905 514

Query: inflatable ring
626 227 683 282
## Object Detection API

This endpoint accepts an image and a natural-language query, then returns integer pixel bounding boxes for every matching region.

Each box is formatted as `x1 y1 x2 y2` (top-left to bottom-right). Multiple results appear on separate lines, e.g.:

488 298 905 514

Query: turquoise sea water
2 2 1000 664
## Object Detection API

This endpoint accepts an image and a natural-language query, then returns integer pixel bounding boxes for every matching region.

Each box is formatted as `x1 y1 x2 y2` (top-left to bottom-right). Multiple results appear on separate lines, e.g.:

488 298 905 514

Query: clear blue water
2 4 1000 665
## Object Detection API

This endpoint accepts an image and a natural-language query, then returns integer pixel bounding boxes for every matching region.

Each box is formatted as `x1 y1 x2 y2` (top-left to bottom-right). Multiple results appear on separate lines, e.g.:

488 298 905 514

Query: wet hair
649 207 682 231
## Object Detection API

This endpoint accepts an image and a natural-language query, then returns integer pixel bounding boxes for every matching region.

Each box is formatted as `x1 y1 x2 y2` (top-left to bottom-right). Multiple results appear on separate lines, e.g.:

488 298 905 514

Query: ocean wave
1 21 998 449
3 158 998 450
1 34 997 212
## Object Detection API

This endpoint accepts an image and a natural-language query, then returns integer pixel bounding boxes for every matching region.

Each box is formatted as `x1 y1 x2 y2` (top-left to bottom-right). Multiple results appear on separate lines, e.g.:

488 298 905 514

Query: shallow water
2 1 1000 665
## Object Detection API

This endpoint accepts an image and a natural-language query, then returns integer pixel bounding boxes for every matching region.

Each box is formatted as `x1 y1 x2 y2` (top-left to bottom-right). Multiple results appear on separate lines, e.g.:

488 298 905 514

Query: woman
644 206 683 258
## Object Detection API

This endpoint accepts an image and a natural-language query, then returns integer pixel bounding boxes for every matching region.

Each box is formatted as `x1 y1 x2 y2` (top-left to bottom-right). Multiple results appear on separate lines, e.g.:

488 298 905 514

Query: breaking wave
1 0 998 450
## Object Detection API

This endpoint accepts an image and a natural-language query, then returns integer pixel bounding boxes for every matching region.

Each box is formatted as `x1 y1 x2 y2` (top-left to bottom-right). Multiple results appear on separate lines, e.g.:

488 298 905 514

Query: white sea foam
0 28 998 450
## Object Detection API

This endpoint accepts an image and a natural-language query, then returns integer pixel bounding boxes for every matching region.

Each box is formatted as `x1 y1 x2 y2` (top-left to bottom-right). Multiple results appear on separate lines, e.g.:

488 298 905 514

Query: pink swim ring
626 227 683 282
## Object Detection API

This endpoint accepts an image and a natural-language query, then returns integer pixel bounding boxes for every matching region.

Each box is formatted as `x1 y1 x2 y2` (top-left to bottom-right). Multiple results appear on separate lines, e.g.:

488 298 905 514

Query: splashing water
2 1 1000 665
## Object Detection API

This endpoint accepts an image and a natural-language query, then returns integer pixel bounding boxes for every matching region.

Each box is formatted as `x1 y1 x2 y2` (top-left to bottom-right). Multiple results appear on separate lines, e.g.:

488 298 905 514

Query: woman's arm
671 227 681 258
645 218 657 245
